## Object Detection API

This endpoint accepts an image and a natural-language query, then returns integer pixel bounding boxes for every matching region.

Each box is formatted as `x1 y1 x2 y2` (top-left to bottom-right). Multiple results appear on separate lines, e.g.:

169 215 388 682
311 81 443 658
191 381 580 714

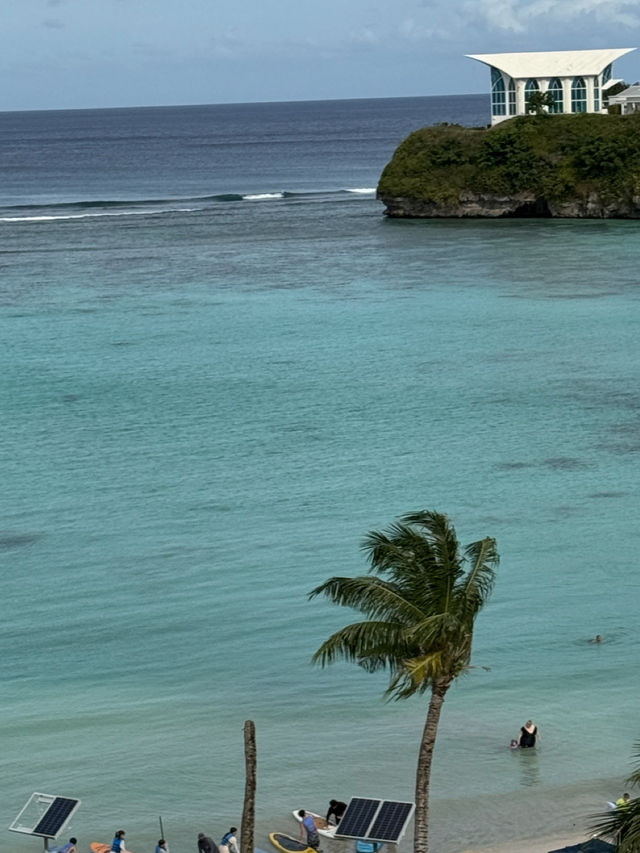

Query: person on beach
518 720 539 748
617 793 631 808
197 834 219 853
326 800 347 825
48 837 77 853
112 831 127 853
298 811 320 851
220 828 239 853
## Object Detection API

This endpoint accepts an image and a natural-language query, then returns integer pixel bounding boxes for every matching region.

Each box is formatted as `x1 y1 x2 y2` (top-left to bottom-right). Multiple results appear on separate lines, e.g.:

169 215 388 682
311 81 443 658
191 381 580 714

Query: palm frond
402 510 461 579
363 524 437 581
311 619 410 668
458 537 499 620
591 798 640 852
628 740 640 787
309 574 425 623
311 510 499 698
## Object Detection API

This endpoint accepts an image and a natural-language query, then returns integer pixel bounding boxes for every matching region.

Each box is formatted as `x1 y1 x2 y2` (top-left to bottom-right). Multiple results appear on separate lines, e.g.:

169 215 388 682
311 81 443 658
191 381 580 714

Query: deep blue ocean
2 95 640 853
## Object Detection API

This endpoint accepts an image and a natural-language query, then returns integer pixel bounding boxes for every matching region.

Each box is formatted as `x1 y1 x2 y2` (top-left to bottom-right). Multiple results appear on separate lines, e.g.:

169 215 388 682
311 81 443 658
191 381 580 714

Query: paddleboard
269 833 314 853
292 810 336 839
92 844 136 853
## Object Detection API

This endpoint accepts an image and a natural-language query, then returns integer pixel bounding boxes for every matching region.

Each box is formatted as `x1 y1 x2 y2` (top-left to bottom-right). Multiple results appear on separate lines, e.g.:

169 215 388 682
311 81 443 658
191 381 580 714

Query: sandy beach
457 835 596 853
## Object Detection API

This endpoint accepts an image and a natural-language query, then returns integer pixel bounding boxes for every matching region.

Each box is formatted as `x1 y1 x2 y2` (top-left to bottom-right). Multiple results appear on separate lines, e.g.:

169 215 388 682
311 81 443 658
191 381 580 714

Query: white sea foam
0 207 198 223
346 187 376 194
242 192 284 201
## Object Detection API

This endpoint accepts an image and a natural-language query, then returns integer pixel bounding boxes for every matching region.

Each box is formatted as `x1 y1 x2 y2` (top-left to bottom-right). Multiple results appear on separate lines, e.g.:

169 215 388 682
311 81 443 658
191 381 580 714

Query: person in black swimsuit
518 720 539 748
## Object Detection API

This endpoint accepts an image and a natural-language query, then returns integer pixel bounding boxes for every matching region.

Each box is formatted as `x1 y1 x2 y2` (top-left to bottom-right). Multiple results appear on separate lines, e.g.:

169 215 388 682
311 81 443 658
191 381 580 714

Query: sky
2 0 640 111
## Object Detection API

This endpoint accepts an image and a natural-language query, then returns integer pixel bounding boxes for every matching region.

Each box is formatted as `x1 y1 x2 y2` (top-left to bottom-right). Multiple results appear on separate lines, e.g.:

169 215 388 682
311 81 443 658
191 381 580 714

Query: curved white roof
467 48 635 79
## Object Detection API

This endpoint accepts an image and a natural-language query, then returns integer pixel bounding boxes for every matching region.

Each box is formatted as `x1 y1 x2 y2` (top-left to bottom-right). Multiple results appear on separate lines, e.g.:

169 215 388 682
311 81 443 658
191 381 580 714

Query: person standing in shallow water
298 811 320 850
197 834 219 853
219 828 239 853
518 720 539 748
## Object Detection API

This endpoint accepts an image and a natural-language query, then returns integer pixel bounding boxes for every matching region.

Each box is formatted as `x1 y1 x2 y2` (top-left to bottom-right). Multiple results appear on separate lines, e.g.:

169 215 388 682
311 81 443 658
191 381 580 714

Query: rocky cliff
377 113 640 218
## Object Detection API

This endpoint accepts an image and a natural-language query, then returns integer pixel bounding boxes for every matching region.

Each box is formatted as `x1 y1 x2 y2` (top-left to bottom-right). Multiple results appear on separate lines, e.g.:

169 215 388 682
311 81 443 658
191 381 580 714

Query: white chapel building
467 48 636 125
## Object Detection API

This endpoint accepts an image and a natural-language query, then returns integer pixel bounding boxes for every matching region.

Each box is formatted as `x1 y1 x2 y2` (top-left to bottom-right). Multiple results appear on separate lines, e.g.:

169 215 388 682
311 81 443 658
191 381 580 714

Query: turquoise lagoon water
2 99 640 853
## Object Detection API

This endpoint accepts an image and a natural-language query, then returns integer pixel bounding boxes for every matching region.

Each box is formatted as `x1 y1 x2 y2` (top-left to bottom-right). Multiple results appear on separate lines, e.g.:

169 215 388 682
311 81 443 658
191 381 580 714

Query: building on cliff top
467 48 636 125
607 84 640 114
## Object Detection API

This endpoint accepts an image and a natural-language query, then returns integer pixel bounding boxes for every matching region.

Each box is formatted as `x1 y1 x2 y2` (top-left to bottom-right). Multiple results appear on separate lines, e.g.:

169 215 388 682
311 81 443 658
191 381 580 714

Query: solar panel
368 801 415 842
33 798 80 837
9 793 81 839
335 798 414 843
335 798 381 839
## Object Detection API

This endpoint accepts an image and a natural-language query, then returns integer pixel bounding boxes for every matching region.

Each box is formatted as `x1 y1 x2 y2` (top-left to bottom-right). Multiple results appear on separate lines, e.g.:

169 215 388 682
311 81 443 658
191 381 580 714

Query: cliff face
382 191 640 218
377 114 640 219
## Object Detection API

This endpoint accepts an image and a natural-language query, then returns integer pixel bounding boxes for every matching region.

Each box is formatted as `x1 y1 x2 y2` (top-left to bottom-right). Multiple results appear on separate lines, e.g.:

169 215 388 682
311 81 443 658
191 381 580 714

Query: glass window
525 78 540 99
548 78 564 113
572 77 587 112
602 64 612 85
491 67 506 116
508 79 516 115
594 78 600 111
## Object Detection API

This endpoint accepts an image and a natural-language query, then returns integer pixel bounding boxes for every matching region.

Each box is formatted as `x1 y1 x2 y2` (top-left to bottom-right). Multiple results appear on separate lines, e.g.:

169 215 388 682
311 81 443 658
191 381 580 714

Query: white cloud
398 18 434 40
467 0 640 33
349 27 379 45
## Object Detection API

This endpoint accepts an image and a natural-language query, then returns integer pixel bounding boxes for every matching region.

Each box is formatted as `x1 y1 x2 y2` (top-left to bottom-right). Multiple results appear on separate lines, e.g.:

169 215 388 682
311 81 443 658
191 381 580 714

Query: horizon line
0 91 488 116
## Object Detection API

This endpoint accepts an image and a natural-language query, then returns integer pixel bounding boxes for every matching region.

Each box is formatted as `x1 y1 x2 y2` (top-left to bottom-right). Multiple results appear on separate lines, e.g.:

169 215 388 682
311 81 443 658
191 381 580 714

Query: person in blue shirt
156 839 168 853
220 828 239 853
297 811 320 851
48 837 77 853
112 831 127 853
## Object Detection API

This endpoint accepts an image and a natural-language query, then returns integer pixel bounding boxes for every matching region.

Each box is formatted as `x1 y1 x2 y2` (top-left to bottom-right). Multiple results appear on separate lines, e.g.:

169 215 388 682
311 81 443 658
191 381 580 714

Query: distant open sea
2 94 640 853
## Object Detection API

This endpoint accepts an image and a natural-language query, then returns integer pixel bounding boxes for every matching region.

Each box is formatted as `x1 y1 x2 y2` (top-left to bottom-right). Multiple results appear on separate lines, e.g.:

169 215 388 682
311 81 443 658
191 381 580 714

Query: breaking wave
0 187 377 223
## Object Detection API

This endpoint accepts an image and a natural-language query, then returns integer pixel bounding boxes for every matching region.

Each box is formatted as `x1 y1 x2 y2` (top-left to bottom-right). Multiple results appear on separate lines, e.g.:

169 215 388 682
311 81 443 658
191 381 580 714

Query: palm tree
591 740 640 851
309 510 499 853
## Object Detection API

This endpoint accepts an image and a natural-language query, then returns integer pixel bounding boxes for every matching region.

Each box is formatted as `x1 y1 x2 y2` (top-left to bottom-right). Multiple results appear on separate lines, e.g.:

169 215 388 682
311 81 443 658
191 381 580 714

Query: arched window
525 79 540 100
548 78 564 113
572 77 587 112
491 67 506 116
508 79 516 115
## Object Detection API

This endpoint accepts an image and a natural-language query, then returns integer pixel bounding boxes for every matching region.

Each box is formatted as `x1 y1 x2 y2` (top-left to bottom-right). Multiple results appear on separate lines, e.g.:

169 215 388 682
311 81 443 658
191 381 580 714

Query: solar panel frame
334 797 414 843
9 793 81 839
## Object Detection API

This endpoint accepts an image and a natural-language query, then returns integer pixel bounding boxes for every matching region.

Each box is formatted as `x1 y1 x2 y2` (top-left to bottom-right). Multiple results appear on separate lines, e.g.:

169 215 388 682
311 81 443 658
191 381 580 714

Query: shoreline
456 833 599 853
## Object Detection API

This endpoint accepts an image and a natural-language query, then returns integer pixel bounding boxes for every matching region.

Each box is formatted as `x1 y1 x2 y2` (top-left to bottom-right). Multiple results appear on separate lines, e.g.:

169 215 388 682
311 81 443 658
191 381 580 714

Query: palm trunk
241 720 256 853
413 679 451 853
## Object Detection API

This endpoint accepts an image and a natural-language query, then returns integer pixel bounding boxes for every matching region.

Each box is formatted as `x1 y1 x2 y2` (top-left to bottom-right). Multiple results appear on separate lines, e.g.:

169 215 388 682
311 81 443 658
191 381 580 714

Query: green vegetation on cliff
377 113 640 214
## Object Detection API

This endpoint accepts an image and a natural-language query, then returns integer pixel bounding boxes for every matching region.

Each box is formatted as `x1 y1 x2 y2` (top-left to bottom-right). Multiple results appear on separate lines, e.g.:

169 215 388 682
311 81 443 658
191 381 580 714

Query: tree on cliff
526 90 556 115
309 510 499 853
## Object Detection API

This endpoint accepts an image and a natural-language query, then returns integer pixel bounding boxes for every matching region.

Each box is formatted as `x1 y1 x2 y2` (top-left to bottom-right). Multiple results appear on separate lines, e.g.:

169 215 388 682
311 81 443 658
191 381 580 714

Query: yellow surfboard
269 833 314 853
